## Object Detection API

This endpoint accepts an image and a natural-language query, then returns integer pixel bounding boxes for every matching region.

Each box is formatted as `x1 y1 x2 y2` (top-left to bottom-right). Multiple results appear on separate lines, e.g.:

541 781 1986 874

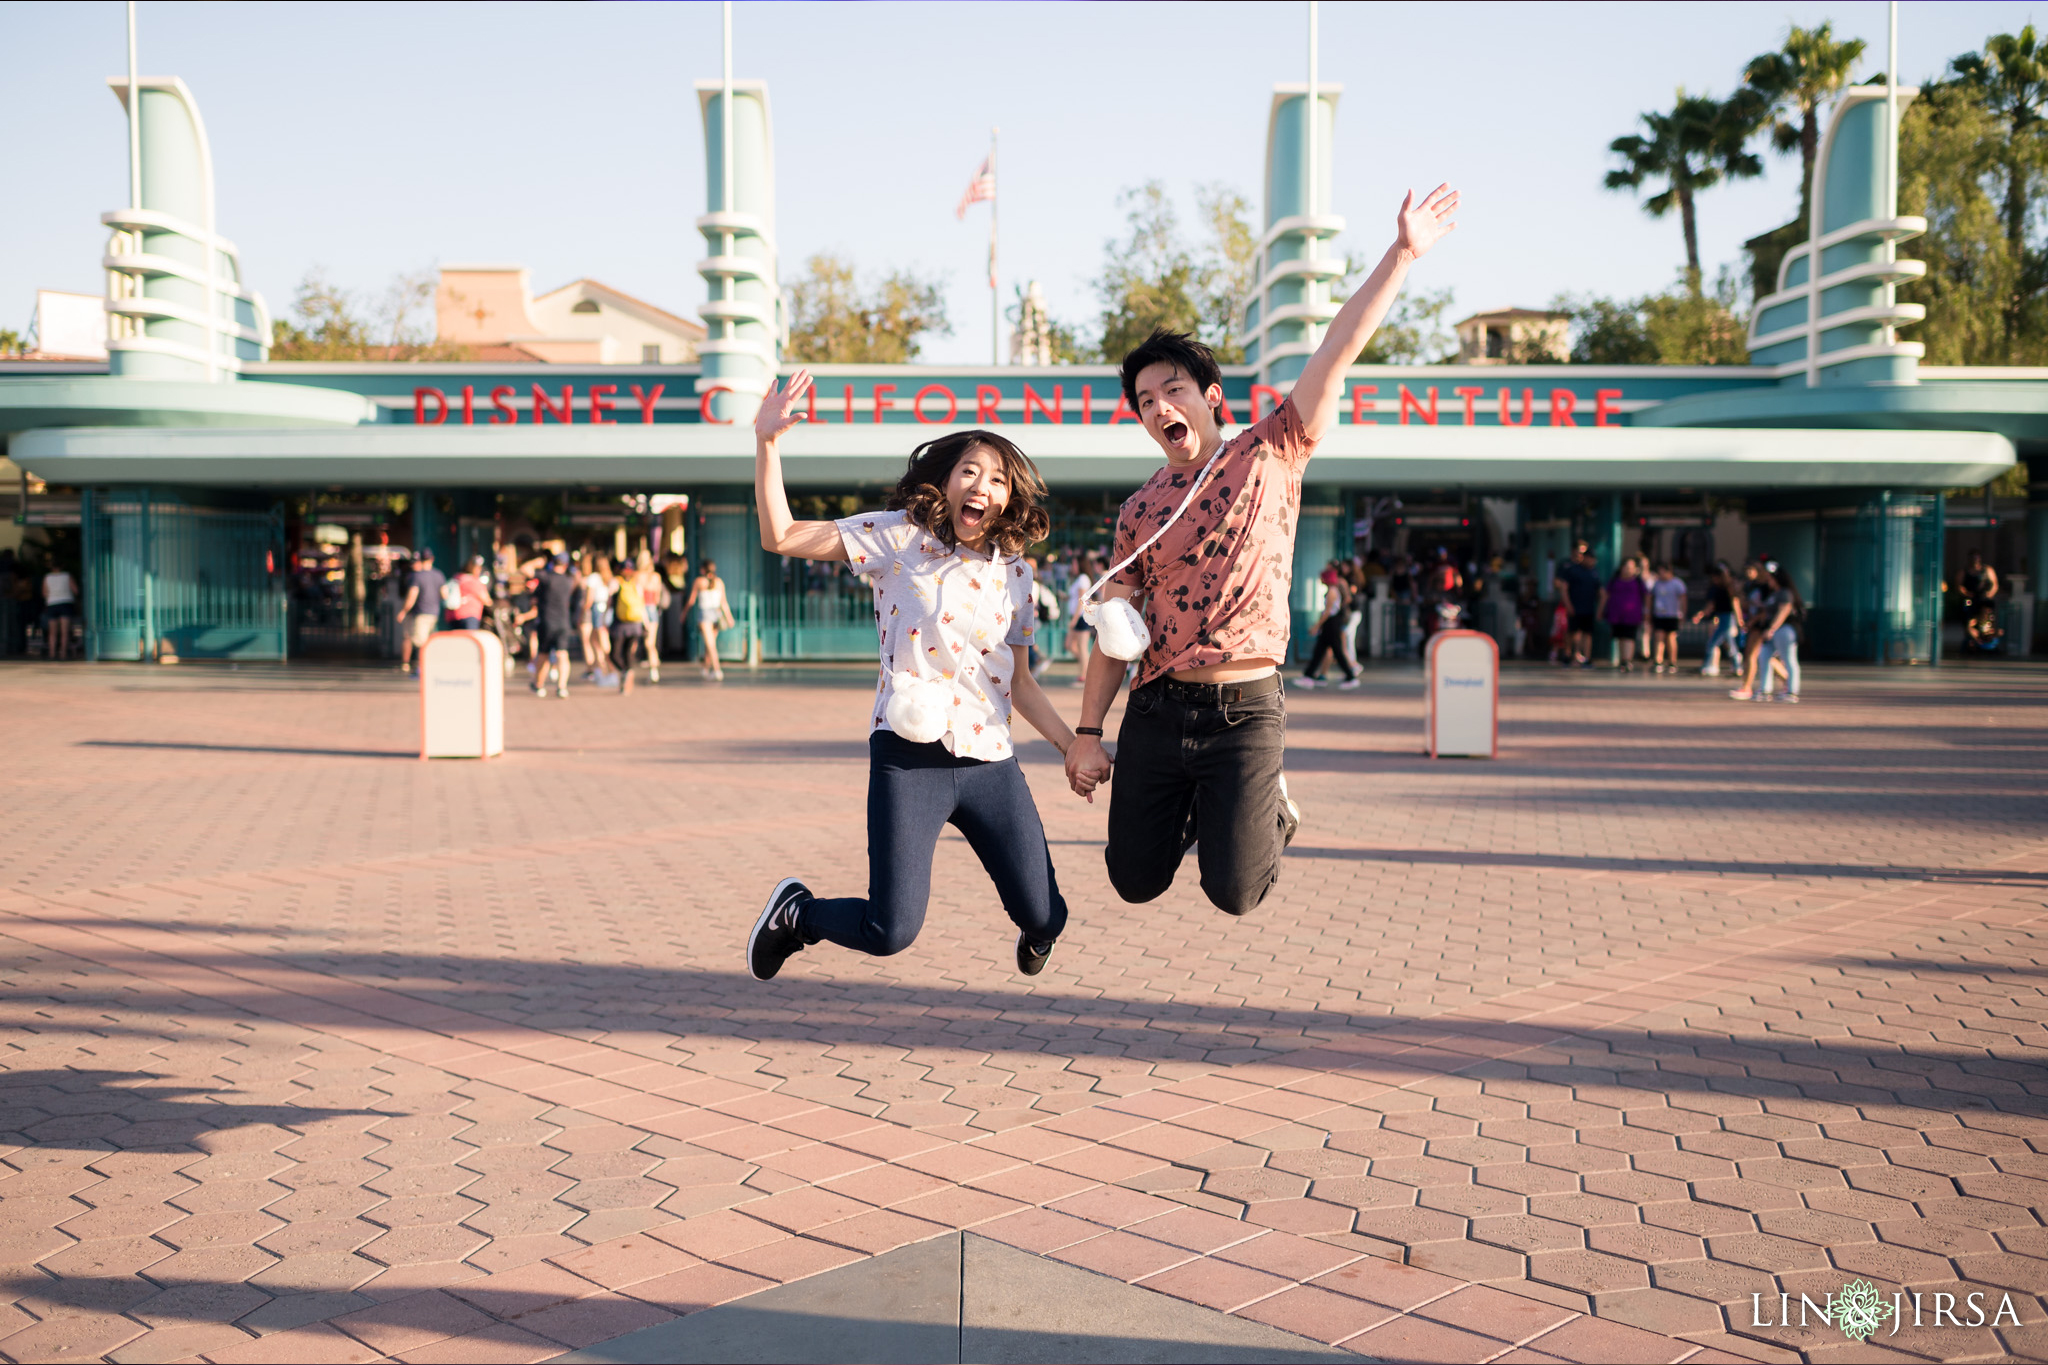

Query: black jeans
1303 617 1356 681
1105 679 1287 916
802 731 1068 956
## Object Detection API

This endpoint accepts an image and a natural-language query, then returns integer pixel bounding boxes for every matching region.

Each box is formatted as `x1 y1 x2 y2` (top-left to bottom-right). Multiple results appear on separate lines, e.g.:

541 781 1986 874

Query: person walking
39 562 79 661
744 371 1076 982
633 552 668 683
1339 560 1366 677
1063 552 1099 688
611 561 649 696
682 559 732 681
1602 556 1647 672
530 552 580 697
1064 181 1460 919
1028 555 1060 678
1647 561 1686 674
1692 561 1742 676
397 548 445 675
1552 541 1600 668
579 553 615 681
1732 564 1803 702
450 555 489 632
1294 563 1359 689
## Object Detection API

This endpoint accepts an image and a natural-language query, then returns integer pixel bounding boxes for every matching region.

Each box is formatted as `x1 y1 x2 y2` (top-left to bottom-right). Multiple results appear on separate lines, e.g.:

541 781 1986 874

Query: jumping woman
745 369 1077 982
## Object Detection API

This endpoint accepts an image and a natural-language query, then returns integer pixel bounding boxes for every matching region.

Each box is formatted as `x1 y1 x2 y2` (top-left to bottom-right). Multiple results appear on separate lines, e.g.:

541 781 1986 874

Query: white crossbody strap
1078 448 1222 610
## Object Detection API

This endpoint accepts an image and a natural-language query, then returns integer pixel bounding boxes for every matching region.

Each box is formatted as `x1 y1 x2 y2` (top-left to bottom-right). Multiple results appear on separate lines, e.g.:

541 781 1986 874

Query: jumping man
1064 184 1459 915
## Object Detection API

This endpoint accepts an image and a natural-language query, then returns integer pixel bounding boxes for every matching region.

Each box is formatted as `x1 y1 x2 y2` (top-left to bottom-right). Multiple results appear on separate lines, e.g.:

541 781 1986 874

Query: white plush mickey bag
1079 449 1221 661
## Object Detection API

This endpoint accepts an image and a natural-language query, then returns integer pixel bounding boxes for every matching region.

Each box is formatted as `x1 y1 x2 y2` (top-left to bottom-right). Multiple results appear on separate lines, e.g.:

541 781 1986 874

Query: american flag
954 154 995 220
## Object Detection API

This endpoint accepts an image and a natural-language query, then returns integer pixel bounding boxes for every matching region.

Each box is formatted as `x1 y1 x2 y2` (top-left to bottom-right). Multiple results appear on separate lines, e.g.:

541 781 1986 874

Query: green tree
270 268 468 360
1196 184 1259 362
0 329 23 356
1948 25 2048 348
1556 270 1749 365
1606 93 1764 283
1090 181 1260 362
784 253 950 363
1094 183 1206 362
1357 286 1456 364
1898 75 2038 363
1743 23 1868 232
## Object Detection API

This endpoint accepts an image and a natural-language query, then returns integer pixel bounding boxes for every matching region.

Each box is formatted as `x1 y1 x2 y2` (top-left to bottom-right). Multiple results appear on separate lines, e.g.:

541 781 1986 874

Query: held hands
1065 736 1113 804
754 369 814 443
1394 184 1459 261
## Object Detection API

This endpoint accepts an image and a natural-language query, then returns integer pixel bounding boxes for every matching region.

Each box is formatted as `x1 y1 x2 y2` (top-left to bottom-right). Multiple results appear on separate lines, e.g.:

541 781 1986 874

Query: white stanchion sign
420 631 504 760
1425 629 1498 758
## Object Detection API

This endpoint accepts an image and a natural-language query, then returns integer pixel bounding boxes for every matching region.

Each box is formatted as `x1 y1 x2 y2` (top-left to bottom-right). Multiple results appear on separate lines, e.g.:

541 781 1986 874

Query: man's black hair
1119 327 1225 427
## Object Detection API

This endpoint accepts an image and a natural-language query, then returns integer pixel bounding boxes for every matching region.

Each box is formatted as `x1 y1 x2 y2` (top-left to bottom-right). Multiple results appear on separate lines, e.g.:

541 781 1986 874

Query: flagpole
989 126 1000 366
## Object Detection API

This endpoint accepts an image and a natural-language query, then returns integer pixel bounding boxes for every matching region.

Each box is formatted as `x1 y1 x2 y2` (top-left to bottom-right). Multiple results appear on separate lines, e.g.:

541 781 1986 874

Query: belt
1155 673 1281 705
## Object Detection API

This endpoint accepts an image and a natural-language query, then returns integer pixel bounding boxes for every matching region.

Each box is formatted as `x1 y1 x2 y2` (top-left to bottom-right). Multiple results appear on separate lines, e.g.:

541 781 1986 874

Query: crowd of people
1550 538 1804 701
394 541 737 697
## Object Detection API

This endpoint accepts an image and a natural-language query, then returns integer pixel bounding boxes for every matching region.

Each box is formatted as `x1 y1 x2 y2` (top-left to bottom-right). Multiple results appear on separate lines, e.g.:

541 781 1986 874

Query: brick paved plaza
3 660 2045 1364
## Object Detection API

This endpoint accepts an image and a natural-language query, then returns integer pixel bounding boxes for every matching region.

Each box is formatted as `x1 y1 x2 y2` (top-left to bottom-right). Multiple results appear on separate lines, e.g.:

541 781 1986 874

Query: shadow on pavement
0 1069 383 1154
1282 846 2048 885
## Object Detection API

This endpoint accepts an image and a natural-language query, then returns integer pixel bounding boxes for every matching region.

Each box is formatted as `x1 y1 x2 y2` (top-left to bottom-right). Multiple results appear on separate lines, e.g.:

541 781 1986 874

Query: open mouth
1163 421 1189 445
958 502 988 529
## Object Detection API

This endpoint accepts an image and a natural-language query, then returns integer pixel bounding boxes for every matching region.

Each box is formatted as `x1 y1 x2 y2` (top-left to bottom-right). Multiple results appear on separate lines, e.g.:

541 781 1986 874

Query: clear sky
1 0 2039 363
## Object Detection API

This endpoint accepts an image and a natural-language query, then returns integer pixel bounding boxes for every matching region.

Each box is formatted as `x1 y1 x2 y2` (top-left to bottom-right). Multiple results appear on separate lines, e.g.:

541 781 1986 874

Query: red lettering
912 384 958 424
1218 395 1238 425
1023 384 1062 423
489 385 517 424
843 384 855 424
413 387 447 425
1550 389 1578 427
1398 385 1439 426
588 384 618 425
1350 385 1378 425
803 380 816 424
1595 389 1623 427
1080 384 1093 424
460 384 475 425
1453 386 1483 426
1250 384 1282 422
1499 387 1534 427
699 386 734 423
976 386 1003 423
873 383 897 423
630 383 664 423
1108 392 1137 424
531 384 574 424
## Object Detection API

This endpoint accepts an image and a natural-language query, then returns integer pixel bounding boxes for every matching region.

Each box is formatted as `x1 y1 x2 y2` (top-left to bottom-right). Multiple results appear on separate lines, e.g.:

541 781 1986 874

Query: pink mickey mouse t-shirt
837 510 1036 761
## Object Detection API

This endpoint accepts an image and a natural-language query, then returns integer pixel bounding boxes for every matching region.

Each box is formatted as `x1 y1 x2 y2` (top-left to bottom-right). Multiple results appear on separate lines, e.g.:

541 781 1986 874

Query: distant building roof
1455 307 1571 327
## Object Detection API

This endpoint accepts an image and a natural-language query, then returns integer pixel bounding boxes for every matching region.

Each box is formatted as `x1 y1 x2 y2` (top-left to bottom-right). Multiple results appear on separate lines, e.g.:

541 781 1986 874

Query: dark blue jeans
801 731 1068 957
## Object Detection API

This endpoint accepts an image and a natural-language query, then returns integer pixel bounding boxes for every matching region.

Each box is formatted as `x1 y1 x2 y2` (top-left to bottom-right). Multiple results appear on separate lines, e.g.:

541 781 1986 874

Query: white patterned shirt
837 510 1036 761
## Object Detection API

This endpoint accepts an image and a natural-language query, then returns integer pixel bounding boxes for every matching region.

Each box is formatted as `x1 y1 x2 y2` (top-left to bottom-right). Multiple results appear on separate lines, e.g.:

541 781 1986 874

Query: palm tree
1606 94 1764 285
1950 25 2048 253
1744 23 1867 232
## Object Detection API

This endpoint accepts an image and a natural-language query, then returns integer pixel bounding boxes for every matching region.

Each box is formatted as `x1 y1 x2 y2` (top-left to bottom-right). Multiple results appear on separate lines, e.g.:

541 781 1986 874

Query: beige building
435 266 705 363
1455 307 1570 364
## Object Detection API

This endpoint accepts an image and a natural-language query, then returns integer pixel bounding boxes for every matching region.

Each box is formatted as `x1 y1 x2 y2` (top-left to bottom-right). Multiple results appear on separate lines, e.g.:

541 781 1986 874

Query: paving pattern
2 659 2044 1364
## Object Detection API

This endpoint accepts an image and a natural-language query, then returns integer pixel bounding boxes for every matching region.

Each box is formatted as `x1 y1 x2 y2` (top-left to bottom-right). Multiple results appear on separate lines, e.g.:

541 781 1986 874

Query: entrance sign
420 631 504 760
1425 629 1498 758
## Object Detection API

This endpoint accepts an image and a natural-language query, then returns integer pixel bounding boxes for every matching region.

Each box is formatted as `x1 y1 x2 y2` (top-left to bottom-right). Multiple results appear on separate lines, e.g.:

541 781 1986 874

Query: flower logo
1833 1280 1894 1343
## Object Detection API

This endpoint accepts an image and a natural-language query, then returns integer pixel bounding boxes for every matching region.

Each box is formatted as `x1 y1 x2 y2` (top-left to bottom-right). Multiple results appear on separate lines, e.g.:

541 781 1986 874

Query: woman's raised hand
754 369 814 443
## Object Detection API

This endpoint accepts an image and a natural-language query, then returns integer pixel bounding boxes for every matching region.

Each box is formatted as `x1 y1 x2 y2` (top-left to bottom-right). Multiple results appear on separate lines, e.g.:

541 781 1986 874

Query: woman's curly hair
887 429 1050 557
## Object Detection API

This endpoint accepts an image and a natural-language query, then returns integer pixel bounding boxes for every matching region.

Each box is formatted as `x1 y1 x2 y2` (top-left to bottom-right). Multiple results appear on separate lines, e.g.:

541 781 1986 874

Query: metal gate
83 489 287 661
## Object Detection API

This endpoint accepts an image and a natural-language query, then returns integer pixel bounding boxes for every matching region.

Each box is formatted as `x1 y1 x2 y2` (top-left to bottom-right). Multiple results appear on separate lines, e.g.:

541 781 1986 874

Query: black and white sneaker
1015 932 1054 977
748 878 813 981
1278 774 1301 848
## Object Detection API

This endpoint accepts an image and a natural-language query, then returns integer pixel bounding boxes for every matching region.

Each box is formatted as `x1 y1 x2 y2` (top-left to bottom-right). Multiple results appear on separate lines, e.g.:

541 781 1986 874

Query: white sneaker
1337 678 1361 690
1291 677 1320 690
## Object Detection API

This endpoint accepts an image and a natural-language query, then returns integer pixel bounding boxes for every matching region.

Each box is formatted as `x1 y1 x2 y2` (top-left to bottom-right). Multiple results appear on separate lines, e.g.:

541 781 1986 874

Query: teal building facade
3 58 2043 667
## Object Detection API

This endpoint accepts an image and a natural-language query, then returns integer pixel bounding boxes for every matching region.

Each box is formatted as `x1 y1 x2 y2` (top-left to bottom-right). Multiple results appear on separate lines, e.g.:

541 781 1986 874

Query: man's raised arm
1290 185 1460 445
